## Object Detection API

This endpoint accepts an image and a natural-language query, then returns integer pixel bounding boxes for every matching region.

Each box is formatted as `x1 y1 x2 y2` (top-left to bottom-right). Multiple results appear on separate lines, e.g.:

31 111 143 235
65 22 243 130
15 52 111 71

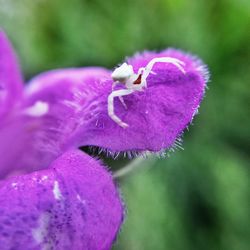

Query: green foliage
1 0 249 249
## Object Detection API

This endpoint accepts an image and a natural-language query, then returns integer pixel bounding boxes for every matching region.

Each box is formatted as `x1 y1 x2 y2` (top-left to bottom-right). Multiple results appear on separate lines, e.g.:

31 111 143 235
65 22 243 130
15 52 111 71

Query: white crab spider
108 57 186 128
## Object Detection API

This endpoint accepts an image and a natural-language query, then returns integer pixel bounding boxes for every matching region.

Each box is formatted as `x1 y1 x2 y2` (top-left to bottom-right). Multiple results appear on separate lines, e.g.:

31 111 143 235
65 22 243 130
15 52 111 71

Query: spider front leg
134 67 148 89
138 67 156 76
141 57 186 84
108 89 134 128
112 81 127 109
136 67 156 89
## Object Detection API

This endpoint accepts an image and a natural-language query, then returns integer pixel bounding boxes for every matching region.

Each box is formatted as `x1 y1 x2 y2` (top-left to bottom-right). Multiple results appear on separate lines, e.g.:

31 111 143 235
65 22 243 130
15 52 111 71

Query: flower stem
113 152 157 179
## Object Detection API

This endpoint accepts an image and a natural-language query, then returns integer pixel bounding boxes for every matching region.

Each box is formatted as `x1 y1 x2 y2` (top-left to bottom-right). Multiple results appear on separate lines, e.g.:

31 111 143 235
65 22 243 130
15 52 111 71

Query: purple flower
0 29 208 250
0 31 123 250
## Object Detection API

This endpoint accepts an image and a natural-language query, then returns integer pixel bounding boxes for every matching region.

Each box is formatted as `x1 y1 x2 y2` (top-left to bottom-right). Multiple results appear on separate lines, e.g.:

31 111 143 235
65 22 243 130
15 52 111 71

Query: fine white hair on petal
24 101 49 117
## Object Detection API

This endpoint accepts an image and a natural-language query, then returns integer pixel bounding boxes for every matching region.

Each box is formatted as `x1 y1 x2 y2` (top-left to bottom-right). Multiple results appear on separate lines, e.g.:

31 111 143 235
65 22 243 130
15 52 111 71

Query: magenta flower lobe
0 29 209 249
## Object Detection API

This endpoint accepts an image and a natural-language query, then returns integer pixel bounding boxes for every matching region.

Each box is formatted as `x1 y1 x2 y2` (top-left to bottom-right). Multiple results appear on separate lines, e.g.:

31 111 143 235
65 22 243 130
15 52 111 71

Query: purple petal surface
0 112 62 179
0 68 110 177
0 30 23 117
26 49 208 154
0 150 123 250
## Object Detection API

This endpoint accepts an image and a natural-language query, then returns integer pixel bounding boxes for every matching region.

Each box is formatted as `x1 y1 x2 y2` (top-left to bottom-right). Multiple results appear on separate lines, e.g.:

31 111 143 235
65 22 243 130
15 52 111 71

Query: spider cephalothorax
108 57 186 128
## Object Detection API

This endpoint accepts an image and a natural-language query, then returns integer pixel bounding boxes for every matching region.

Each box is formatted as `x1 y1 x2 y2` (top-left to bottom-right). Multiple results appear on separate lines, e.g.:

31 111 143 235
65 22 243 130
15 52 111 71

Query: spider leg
118 96 127 109
138 67 156 75
112 81 127 109
108 89 134 128
112 80 119 90
137 67 145 75
136 68 148 89
142 57 186 84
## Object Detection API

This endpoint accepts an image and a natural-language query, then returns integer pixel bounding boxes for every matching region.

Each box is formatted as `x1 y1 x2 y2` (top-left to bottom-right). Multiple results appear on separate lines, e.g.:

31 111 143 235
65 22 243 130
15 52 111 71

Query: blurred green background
1 0 249 249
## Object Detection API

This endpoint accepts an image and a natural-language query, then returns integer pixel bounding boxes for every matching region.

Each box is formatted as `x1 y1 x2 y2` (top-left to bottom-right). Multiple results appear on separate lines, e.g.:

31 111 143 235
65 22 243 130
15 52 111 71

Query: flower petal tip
25 49 209 157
